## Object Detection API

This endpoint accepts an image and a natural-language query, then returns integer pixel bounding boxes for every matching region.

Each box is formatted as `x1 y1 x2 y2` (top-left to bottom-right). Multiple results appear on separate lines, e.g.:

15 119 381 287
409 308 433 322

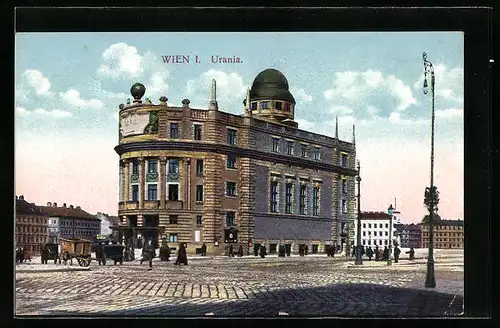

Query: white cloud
97 43 145 78
324 69 416 117
435 108 463 119
146 71 169 99
22 70 53 97
186 69 246 111
16 107 72 118
290 87 313 104
59 89 103 110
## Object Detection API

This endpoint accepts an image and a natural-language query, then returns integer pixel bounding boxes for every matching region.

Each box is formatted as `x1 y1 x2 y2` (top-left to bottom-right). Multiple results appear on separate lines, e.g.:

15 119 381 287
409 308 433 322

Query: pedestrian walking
254 244 260 257
174 242 188 265
351 246 356 258
278 244 286 257
366 246 374 261
374 245 380 261
393 245 401 263
96 242 106 266
406 247 415 261
259 244 267 258
159 240 171 261
304 245 309 256
237 245 244 257
286 244 291 257
201 242 207 256
228 245 235 257
383 246 389 261
140 239 154 270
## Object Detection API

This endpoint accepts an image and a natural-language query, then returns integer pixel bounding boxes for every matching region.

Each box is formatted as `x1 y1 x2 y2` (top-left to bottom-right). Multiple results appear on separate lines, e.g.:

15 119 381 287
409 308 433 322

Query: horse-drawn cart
59 238 92 267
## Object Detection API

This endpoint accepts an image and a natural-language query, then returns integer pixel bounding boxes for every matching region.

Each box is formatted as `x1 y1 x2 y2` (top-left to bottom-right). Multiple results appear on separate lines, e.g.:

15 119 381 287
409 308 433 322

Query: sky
15 32 464 223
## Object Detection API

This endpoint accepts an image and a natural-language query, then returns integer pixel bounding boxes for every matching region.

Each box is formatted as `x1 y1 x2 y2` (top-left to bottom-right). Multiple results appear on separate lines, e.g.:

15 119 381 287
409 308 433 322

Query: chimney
47 202 52 207
19 195 24 200
63 203 67 208
76 206 81 210
70 205 74 209
53 202 57 207
15 196 18 200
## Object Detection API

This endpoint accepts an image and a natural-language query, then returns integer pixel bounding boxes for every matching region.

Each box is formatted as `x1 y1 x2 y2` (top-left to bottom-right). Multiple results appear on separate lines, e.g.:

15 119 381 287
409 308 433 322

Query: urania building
115 68 357 255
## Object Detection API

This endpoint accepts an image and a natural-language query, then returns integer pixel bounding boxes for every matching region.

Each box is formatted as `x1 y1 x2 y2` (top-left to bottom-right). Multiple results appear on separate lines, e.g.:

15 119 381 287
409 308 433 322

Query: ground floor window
168 233 178 243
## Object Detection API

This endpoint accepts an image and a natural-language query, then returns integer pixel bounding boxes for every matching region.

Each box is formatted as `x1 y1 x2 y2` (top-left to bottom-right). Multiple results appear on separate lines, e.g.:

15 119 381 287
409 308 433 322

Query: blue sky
15 32 464 222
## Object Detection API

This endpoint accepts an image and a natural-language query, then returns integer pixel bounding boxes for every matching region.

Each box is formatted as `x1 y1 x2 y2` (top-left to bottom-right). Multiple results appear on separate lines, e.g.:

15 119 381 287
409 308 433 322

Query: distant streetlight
355 160 363 265
387 204 394 266
423 51 437 288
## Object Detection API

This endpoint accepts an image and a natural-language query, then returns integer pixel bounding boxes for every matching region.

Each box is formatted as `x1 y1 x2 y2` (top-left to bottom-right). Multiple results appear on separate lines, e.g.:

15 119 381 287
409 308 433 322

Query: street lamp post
355 160 363 265
423 51 436 288
387 204 394 266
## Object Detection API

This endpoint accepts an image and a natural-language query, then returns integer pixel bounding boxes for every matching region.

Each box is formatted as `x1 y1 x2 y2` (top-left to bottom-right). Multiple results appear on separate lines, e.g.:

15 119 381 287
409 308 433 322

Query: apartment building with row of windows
354 211 401 248
15 195 49 254
421 218 464 249
115 69 358 255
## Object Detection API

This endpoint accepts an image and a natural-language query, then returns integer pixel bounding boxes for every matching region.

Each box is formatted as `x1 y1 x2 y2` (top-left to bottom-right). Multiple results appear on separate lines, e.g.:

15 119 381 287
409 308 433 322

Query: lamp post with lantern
355 160 363 265
387 204 394 266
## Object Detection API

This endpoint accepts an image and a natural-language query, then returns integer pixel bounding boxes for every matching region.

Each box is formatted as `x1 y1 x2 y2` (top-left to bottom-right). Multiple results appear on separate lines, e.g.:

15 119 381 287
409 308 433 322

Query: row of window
422 232 464 237
362 231 397 237
422 243 463 248
60 221 99 228
16 216 47 224
16 226 47 233
167 123 203 140
422 225 463 230
271 138 322 160
363 223 391 229
362 239 389 246
16 235 48 243
167 213 234 227
60 229 96 236
250 100 292 112
270 182 321 216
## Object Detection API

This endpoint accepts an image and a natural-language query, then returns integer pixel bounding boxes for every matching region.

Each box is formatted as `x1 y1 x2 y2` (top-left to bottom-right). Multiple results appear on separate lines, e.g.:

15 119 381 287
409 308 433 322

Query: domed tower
245 68 296 124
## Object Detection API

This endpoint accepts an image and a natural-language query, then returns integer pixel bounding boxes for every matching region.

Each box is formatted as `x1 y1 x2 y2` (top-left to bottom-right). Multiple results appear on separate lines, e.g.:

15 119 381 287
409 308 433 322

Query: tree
424 186 440 214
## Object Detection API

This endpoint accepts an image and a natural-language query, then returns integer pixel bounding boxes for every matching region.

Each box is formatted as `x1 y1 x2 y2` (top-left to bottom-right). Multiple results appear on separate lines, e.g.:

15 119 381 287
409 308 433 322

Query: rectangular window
285 183 293 214
374 231 377 236
385 223 389 228
168 159 179 174
169 215 178 224
341 153 348 166
299 185 307 215
341 179 347 194
312 187 320 216
168 184 179 201
270 181 279 213
286 141 294 155
275 101 282 110
226 155 236 169
363 240 366 246
170 122 179 139
284 103 291 112
363 231 366 236
196 185 204 202
196 215 202 226
301 145 308 158
168 234 178 243
272 138 280 152
384 240 388 245
148 159 158 173
314 147 321 160
227 128 237 145
132 185 139 201
226 182 237 197
363 223 366 228
194 124 202 141
132 162 139 174
196 159 204 176
341 199 347 214
261 101 269 109
147 184 158 200
226 212 235 226
251 102 258 110
368 223 372 228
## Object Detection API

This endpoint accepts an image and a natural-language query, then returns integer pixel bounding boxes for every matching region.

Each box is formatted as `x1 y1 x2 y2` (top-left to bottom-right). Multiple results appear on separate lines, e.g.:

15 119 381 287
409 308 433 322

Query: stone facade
421 219 463 249
15 195 49 254
115 70 357 255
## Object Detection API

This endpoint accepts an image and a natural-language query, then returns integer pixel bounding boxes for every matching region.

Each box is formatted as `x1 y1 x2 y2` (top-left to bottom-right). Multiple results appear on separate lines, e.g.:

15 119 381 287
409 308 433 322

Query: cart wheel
77 258 83 266
83 258 91 267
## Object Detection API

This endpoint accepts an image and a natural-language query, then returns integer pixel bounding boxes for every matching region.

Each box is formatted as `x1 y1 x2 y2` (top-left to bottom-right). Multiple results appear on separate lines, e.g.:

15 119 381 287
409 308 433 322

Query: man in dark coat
299 245 305 256
228 245 235 257
140 239 154 270
366 246 374 261
160 240 171 261
201 242 207 256
406 247 415 261
237 245 244 257
254 244 260 257
41 245 48 264
393 245 401 263
278 244 286 257
286 244 291 257
383 246 389 261
304 245 309 256
175 242 188 265
96 242 106 266
374 245 380 261
259 244 267 258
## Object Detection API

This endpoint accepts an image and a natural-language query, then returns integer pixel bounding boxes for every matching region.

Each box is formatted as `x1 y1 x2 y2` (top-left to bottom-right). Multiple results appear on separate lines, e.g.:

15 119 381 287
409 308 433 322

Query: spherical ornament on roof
130 82 146 100
249 68 296 104
118 104 125 110
159 96 168 103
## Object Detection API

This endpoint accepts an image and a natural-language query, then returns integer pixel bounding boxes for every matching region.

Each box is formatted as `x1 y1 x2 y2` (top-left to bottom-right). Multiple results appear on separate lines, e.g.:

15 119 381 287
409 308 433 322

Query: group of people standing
352 245 414 262
140 239 188 270
227 244 244 257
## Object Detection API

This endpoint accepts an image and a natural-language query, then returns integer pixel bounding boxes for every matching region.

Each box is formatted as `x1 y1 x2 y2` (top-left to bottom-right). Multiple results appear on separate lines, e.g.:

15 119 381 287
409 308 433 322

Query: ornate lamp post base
425 258 436 288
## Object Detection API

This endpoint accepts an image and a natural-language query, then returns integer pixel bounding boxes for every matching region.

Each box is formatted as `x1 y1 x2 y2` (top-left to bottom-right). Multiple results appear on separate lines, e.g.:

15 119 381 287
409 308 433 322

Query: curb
16 268 91 273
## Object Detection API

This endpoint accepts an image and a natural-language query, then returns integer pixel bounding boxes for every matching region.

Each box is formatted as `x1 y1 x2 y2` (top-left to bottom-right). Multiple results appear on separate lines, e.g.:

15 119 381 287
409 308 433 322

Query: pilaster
123 159 130 203
159 157 167 209
138 157 145 208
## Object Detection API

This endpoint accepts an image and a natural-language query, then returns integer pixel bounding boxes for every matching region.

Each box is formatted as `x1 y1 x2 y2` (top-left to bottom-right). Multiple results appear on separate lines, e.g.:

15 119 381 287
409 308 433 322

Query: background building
115 68 357 255
15 195 49 253
421 217 463 249
354 211 400 248
39 202 101 241
95 212 120 239
395 223 422 248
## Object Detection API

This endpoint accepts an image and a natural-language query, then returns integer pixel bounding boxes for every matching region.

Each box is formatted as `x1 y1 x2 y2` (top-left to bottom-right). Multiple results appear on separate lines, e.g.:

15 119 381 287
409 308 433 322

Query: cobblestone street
15 250 464 317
